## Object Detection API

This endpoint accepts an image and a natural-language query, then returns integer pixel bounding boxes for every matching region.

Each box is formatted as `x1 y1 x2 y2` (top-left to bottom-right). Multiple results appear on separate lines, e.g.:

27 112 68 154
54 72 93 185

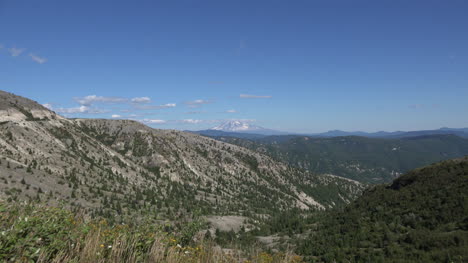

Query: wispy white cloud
240 94 272 99
180 119 204 124
185 99 212 108
111 114 122 118
131 97 151 104
140 119 167 124
174 119 241 125
29 53 47 64
54 105 108 114
134 103 176 110
55 105 89 114
187 99 211 105
8 47 25 57
135 118 256 127
161 103 176 108
4 45 47 64
225 109 237 113
74 95 172 111
74 95 128 106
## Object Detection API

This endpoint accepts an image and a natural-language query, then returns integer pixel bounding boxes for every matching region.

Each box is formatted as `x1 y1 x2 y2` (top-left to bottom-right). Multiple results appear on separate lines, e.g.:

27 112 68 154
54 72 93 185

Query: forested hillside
210 135 468 183
0 90 363 224
296 157 468 262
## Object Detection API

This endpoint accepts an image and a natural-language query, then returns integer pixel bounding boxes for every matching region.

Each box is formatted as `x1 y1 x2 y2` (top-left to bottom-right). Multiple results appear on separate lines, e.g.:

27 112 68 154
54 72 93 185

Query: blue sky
1 0 467 133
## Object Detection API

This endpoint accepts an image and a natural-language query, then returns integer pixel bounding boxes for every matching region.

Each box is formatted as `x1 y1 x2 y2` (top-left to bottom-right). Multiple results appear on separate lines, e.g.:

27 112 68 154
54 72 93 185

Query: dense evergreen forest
294 157 468 262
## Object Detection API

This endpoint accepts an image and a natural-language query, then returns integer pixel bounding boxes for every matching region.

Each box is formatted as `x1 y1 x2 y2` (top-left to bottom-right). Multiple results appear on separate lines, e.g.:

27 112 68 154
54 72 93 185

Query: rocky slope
0 90 364 223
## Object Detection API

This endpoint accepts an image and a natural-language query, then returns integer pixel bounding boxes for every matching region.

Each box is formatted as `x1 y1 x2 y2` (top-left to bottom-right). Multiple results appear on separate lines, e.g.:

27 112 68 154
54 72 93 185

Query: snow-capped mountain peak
211 120 263 132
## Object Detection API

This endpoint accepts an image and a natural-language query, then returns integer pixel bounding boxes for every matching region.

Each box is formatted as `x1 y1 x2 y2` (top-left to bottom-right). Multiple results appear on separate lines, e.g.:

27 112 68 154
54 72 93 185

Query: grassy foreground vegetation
2 155 467 263
0 202 303 263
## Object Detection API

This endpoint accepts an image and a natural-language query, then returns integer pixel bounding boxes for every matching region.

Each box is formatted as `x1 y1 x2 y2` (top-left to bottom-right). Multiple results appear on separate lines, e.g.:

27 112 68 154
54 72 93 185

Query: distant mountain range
194 121 468 139
313 127 468 138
